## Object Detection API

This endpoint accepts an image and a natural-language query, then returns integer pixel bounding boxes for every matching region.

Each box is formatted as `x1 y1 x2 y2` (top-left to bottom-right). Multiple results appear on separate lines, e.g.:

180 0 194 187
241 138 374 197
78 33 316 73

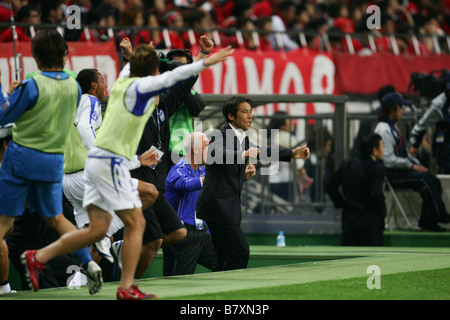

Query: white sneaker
86 261 103 295
111 240 123 270
0 283 16 295
94 237 114 263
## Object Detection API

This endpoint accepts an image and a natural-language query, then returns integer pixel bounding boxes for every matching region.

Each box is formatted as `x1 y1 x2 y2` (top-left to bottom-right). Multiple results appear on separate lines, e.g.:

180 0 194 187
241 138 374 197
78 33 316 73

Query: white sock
0 283 11 294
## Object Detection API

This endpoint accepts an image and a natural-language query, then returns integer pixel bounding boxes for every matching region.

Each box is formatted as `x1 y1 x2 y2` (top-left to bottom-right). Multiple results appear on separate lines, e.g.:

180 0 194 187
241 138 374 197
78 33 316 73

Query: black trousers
206 222 249 272
386 169 448 225
162 225 217 276
342 213 384 246
437 158 450 174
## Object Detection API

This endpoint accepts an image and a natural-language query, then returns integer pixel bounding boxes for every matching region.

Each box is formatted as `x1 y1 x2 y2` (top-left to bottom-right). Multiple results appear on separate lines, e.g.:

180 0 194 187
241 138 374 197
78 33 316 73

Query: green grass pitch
1 246 448 301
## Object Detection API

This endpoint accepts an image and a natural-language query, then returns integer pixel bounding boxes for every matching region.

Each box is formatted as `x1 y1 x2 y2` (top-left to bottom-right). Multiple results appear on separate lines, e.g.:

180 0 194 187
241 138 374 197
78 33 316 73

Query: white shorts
83 147 142 217
63 170 127 237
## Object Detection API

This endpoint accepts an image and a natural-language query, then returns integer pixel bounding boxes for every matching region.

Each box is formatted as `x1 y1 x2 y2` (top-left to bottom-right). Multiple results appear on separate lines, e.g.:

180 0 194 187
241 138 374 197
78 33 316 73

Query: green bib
12 73 78 154
63 123 89 174
94 77 156 159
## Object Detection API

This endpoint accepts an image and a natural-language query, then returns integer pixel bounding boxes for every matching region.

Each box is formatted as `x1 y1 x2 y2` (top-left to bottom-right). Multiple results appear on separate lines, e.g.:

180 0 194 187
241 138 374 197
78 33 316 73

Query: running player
21 42 234 300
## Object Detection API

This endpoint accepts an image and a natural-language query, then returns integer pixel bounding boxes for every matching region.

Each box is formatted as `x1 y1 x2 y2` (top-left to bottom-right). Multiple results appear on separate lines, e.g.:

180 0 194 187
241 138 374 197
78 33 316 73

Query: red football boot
117 285 157 300
21 250 45 292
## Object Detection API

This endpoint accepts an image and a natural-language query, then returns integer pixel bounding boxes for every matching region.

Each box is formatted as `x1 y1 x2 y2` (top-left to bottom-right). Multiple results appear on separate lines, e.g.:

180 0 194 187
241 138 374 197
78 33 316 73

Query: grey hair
183 131 207 155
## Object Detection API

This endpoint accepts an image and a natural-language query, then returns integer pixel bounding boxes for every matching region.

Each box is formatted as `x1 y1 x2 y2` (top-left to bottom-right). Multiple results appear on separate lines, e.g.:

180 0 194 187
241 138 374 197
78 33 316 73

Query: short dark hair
166 48 193 64
130 44 159 77
31 29 67 70
76 69 99 94
222 96 253 123
360 133 382 157
41 0 60 18
14 4 39 22
377 85 396 103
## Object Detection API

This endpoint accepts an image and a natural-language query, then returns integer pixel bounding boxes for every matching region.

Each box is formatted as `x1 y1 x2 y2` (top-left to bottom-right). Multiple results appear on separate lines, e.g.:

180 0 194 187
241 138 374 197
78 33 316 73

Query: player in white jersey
62 69 158 264
22 43 234 300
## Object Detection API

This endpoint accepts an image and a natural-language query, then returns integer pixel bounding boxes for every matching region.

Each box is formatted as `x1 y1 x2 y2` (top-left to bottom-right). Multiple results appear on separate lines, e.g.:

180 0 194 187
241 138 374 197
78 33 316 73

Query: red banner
195 48 336 117
0 40 119 96
334 52 450 95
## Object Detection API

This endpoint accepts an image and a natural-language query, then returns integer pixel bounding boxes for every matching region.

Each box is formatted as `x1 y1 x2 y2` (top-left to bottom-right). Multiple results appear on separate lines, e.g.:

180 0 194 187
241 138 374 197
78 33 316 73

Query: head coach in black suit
196 96 310 271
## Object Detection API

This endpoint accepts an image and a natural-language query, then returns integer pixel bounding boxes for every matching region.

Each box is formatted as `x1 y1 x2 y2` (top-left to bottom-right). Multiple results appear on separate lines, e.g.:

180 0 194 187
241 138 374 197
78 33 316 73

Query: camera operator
410 73 450 174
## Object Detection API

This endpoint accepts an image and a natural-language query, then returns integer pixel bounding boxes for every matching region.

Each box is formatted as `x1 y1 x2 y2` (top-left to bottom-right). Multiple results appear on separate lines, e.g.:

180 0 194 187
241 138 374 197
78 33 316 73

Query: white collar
229 123 246 143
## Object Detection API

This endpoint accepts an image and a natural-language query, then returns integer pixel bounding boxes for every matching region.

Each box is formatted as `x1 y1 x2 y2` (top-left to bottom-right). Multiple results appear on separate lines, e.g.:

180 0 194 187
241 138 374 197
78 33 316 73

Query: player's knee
139 182 159 207
124 213 146 233
87 222 110 243
144 238 163 253
44 213 66 230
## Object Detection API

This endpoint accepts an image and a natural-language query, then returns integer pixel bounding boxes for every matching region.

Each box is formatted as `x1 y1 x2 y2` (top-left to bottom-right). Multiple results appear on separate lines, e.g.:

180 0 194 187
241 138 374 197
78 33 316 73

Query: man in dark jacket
196 96 310 271
326 133 386 246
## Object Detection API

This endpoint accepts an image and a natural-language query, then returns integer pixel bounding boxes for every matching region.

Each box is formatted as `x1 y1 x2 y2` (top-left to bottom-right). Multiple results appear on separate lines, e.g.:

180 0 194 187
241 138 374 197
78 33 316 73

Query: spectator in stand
116 6 152 47
181 8 213 49
212 0 234 29
277 0 297 31
78 7 111 42
383 0 415 28
231 0 253 21
372 14 408 54
327 1 365 54
91 0 121 25
40 0 64 25
252 0 282 19
256 15 274 51
143 10 161 47
0 4 41 42
0 0 24 25
349 2 366 33
419 16 445 54
234 16 258 50
157 10 187 50
253 0 299 51
143 0 167 20
293 2 311 34
306 17 330 52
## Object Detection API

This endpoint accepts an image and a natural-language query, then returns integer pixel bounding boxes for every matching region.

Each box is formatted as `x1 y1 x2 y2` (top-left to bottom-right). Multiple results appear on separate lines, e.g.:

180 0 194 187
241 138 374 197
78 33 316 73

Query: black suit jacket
325 156 387 222
196 123 293 225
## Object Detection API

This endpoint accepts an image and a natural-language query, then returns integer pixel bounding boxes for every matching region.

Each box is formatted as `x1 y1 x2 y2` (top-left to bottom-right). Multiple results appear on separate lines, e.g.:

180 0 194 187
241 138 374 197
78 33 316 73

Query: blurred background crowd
0 0 449 55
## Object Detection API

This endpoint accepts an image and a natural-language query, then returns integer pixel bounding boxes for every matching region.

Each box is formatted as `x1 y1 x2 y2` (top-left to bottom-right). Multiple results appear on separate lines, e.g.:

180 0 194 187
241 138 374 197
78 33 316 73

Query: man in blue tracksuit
163 132 216 276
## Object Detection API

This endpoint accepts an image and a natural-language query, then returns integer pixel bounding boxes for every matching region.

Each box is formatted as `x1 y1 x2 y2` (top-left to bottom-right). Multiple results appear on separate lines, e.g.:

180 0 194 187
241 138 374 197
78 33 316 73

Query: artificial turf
1 246 448 301
175 268 450 300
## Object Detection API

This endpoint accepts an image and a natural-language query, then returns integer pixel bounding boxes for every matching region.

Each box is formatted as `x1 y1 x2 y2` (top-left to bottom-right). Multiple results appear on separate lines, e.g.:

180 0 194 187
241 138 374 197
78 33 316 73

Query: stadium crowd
0 0 449 54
